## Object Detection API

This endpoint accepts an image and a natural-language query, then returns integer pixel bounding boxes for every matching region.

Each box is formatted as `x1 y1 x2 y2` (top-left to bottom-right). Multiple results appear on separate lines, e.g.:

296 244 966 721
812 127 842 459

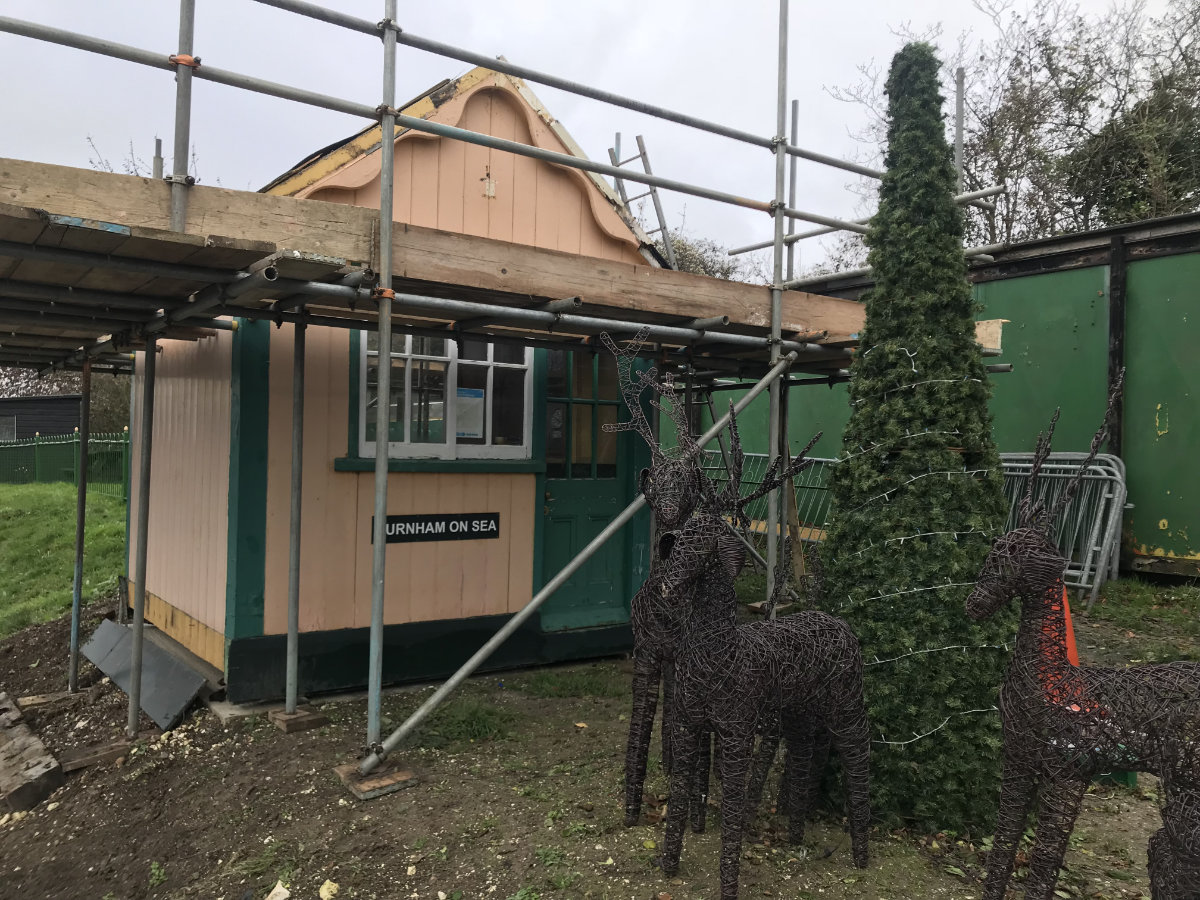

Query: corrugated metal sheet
129 332 231 664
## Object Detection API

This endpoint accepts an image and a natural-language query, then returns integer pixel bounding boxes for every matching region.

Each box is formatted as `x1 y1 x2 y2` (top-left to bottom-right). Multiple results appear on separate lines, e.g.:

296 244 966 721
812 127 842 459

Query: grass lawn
0 482 125 638
1081 575 1200 665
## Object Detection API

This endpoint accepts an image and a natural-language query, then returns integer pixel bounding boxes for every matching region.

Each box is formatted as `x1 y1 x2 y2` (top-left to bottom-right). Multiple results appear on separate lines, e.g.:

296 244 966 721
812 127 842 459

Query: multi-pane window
0 415 15 442
361 334 532 459
545 349 620 478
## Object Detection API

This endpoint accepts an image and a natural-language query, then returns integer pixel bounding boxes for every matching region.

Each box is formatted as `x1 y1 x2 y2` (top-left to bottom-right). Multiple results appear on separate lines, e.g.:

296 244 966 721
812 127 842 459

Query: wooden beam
0 158 866 342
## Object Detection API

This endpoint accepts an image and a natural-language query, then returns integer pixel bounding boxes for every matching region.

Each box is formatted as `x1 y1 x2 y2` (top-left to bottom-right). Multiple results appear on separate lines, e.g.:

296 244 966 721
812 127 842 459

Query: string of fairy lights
698 345 1016 748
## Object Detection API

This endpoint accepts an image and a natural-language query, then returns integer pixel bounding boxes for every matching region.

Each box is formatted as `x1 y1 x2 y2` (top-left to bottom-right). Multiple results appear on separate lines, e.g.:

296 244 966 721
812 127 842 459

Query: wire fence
0 431 130 501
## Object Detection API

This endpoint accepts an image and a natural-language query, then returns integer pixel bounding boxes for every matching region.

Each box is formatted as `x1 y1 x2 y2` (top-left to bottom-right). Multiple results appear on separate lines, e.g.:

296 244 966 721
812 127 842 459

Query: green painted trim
225 318 270 641
531 348 548 590
347 329 360 458
334 456 544 474
224 616 632 703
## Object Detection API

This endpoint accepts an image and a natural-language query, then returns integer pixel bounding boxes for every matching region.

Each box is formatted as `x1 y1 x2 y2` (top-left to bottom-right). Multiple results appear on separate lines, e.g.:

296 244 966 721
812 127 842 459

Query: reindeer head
966 372 1124 621
711 402 822 579
600 329 702 530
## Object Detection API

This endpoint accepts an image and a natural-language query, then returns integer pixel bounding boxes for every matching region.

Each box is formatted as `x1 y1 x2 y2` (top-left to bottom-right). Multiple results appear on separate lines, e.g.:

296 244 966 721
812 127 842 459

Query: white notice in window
455 387 485 439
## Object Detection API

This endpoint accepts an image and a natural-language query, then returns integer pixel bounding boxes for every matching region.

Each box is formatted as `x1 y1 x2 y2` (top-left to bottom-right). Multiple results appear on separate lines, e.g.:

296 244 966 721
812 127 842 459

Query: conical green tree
819 43 1013 830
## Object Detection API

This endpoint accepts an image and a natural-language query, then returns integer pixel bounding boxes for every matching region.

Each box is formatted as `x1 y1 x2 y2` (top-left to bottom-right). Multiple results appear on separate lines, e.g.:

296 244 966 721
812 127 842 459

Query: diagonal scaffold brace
356 348 802 778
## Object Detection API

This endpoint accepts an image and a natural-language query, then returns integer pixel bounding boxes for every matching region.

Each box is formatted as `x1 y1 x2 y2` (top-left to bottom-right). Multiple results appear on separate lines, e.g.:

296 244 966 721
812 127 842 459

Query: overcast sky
0 0 1171 270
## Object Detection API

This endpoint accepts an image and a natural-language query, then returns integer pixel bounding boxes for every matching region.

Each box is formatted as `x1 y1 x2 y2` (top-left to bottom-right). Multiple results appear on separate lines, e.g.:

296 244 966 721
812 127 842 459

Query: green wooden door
540 349 632 631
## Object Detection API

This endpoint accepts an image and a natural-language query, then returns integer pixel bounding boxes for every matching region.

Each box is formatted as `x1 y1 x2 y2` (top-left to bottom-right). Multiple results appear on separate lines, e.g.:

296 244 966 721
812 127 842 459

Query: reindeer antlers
1018 408 1060 529
1046 368 1125 526
1021 369 1126 532
599 328 661 459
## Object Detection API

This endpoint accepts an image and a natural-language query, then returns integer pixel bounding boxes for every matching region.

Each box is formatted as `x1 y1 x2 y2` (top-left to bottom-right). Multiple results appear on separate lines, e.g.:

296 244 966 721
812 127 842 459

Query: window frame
356 333 534 461
0 414 15 442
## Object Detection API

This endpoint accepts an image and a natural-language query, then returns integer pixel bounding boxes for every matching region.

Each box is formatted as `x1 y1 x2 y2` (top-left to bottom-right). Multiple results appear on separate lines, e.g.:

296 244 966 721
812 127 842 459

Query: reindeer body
660 510 870 900
598 331 712 827
969 384 1200 900
624 508 696 825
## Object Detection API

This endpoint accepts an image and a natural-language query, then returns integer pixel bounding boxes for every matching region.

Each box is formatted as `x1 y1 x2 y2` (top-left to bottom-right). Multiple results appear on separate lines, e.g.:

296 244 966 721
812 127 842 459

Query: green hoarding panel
975 267 1111 453
1124 255 1200 568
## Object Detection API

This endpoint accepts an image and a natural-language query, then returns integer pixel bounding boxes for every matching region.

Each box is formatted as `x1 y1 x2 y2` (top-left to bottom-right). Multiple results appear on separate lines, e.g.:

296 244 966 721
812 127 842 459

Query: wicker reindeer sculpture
599 331 710 827
660 406 870 900
968 375 1200 900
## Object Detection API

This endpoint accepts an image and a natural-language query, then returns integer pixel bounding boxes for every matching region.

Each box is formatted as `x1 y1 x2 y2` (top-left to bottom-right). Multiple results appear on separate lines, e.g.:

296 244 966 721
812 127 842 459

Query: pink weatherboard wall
261 71 646 635
129 332 232 666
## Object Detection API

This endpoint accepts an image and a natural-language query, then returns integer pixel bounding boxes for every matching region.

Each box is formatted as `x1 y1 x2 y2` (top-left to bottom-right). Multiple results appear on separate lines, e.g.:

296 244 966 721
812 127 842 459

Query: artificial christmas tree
819 42 1013 829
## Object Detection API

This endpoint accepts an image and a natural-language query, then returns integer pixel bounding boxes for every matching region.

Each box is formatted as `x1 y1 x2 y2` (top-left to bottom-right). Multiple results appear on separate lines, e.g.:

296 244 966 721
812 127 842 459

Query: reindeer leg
782 715 819 846
1024 776 1088 900
1147 829 1175 900
980 752 1038 900
800 724 832 821
661 658 676 776
661 721 701 877
717 732 754 900
624 652 660 826
690 730 713 833
747 724 780 823
827 700 871 868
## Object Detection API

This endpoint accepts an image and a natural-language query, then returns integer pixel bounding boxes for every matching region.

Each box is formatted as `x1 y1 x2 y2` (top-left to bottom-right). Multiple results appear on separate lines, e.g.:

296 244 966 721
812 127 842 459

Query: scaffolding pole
126 335 156 738
0 15 870 239
366 0 398 750
786 98 799 282
358 349 801 776
67 359 91 692
284 320 306 714
955 66 965 194
250 0 1001 207
725 185 1005 257
765 0 789 606
169 0 195 231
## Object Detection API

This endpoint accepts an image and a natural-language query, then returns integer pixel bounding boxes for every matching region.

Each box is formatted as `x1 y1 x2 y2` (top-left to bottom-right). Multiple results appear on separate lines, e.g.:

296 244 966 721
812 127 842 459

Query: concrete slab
334 759 418 800
268 707 329 734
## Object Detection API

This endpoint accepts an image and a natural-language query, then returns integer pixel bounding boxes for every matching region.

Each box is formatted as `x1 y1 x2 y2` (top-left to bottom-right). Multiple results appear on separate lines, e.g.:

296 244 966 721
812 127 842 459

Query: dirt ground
0 596 1185 900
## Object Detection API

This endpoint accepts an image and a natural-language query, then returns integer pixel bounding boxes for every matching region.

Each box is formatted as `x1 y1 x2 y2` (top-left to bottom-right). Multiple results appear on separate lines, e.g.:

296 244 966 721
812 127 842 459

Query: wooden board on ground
0 692 63 812
59 740 131 774
334 759 418 801
269 707 330 734
15 691 81 712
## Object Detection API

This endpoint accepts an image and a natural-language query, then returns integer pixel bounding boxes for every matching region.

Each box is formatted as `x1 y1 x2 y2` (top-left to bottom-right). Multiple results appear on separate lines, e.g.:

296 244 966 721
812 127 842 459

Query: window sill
334 457 546 474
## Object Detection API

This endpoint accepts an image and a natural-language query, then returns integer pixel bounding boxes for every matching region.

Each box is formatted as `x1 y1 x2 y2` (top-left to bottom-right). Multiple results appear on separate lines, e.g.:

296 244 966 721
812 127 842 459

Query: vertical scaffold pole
367 0 399 748
765 0 789 612
284 320 306 714
127 336 156 738
786 98 799 282
68 359 91 692
169 0 196 231
955 66 965 194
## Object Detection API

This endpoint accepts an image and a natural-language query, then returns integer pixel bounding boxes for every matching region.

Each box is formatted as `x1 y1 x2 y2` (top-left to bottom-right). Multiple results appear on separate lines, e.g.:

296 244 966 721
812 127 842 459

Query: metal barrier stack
705 449 1128 606
999 452 1127 609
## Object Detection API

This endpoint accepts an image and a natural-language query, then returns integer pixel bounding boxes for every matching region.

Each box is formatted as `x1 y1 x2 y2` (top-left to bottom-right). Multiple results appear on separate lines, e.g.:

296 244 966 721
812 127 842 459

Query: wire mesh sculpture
601 331 709 827
967 373 1200 900
747 539 833 824
1151 716 1200 899
659 405 870 900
